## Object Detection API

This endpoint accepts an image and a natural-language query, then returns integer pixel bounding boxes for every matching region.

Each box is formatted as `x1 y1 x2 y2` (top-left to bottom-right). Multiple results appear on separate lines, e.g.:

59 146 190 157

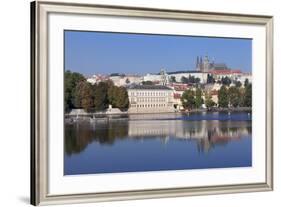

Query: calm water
64 112 252 175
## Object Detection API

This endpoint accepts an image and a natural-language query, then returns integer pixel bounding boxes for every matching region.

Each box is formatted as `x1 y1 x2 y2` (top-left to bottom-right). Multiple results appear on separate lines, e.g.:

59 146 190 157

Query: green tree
107 85 118 107
142 81 154 85
235 81 242 88
73 81 94 111
181 75 200 84
207 74 215 84
170 76 176 83
244 78 249 87
218 85 229 107
181 89 195 109
195 88 203 108
205 92 215 109
107 85 129 109
221 76 232 86
64 70 85 112
228 86 241 107
195 77 201 84
243 84 252 107
115 87 129 109
93 82 109 111
181 76 189 83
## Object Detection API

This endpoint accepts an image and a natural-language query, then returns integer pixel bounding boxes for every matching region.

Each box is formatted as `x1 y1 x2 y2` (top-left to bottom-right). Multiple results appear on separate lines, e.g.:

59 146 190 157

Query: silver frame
30 0 274 205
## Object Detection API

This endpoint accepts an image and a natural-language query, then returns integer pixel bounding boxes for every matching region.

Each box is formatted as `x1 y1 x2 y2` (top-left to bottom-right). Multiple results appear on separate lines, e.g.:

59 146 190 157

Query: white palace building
127 85 175 113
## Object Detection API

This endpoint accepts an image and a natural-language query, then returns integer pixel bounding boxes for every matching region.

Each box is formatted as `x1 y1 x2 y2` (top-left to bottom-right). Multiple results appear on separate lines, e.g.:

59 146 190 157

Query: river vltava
64 112 252 175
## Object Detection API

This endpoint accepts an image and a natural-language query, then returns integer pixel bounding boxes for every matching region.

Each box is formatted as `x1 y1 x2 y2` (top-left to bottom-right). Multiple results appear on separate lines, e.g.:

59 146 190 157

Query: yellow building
127 85 175 113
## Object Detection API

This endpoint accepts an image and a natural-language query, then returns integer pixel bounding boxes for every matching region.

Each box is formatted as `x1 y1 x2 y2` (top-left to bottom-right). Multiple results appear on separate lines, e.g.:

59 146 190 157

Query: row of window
130 91 170 97
131 104 167 108
131 98 168 103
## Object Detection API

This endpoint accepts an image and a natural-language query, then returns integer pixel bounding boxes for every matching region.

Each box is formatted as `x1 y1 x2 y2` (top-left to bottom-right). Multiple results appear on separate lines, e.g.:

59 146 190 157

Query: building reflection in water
65 113 251 155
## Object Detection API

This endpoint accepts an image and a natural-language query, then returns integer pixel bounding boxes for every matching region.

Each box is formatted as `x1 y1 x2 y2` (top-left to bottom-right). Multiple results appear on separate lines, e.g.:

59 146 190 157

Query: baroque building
127 85 175 113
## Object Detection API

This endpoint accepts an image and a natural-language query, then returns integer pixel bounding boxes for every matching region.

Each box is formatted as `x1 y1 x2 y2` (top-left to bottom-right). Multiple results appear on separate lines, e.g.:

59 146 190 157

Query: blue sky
65 31 252 76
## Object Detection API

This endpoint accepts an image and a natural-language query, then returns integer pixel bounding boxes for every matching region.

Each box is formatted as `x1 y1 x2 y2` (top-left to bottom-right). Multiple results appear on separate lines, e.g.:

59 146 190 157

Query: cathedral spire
196 56 199 71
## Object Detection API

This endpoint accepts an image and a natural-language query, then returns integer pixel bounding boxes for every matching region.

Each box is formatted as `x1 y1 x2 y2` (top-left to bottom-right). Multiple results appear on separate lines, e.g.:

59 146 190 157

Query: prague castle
87 55 251 114
196 55 228 72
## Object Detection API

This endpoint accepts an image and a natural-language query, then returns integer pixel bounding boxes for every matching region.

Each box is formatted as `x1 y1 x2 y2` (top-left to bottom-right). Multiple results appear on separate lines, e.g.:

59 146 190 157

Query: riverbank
65 107 252 124
186 107 252 113
65 107 251 117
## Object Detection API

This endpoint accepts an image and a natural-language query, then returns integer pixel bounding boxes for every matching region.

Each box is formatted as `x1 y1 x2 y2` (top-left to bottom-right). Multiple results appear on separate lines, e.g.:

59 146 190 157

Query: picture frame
31 0 273 205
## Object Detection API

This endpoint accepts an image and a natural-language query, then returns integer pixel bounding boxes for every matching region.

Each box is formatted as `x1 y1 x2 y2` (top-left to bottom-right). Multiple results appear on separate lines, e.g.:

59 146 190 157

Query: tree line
218 84 252 108
181 83 252 110
64 71 129 113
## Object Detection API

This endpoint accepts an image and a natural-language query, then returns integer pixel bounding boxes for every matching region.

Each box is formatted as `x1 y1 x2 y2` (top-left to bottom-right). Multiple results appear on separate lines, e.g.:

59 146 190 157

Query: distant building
143 68 169 85
159 69 169 85
127 85 175 113
143 73 161 83
168 83 191 110
209 69 242 80
109 73 142 86
87 74 109 85
196 55 229 72
235 72 252 85
87 73 142 86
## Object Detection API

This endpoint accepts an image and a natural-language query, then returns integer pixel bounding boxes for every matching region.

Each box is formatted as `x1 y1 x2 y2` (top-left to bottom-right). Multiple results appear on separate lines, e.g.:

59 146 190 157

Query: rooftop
166 70 203 75
127 85 173 90
209 69 242 75
213 63 228 70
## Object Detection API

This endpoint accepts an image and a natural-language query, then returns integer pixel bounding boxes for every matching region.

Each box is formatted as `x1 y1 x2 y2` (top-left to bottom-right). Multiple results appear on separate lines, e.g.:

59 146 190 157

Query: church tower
160 69 169 86
202 55 210 72
196 56 200 71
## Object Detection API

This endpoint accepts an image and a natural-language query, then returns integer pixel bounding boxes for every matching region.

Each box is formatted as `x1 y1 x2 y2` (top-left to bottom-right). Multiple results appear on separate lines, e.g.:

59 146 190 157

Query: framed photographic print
31 0 273 205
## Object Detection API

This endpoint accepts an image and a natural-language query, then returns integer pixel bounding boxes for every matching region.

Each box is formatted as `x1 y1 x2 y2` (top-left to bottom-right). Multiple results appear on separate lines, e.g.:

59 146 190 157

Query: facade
127 85 175 113
144 69 208 84
209 69 242 80
168 83 191 110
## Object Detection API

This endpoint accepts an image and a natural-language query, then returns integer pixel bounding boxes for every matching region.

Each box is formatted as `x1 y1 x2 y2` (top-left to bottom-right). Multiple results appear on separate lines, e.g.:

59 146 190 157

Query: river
64 111 252 175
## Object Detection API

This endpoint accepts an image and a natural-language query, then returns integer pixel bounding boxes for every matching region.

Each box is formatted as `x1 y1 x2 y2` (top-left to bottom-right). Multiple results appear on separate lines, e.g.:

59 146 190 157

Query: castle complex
196 55 228 72
86 55 252 113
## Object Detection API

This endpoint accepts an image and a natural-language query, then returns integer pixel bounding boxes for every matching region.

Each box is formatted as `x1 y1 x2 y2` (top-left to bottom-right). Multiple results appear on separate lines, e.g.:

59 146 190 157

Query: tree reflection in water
65 112 252 155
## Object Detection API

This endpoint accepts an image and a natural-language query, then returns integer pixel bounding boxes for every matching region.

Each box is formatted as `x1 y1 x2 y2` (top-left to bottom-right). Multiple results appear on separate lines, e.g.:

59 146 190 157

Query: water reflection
65 112 251 155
